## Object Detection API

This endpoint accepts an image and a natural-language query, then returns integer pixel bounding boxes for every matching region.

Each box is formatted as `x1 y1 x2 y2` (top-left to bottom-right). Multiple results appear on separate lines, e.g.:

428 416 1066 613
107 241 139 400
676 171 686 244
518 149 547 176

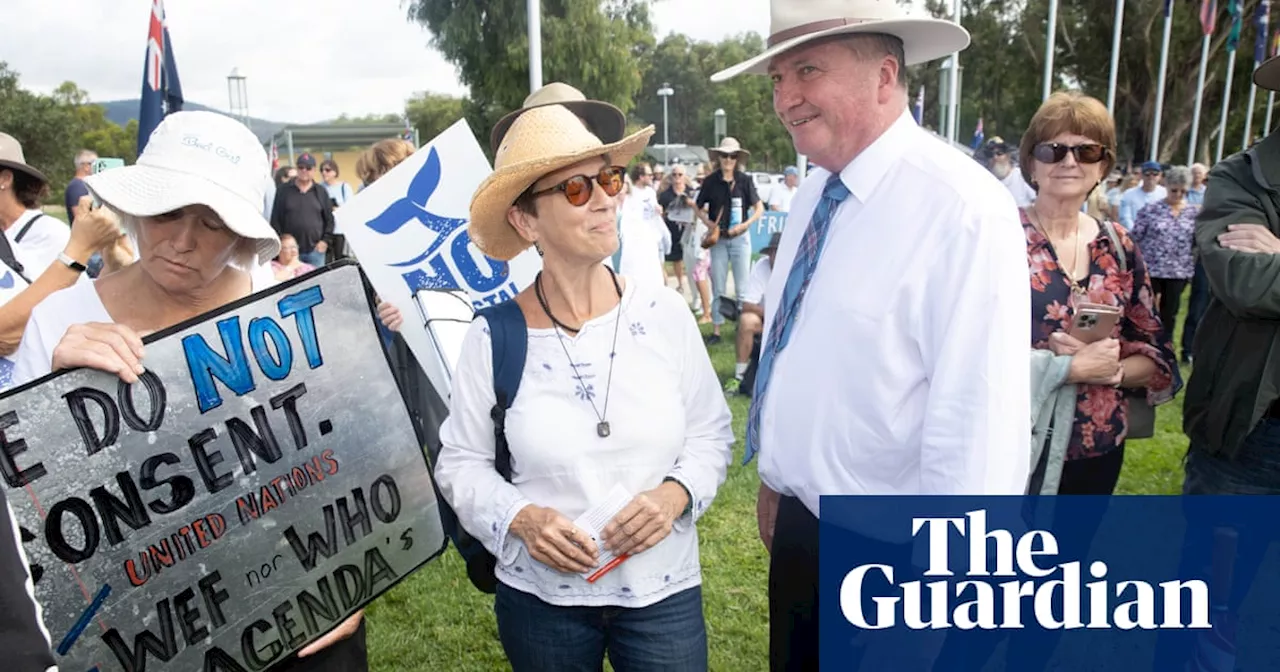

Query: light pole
227 67 250 133
657 83 674 167
714 108 726 147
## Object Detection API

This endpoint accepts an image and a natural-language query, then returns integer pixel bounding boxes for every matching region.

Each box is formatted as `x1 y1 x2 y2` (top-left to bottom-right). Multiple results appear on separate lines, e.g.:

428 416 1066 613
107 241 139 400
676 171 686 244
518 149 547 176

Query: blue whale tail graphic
365 147 444 235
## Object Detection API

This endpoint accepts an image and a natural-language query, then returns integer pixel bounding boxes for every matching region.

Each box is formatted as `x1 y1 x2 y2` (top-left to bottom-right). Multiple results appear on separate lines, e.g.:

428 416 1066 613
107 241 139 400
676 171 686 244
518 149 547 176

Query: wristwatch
58 252 87 273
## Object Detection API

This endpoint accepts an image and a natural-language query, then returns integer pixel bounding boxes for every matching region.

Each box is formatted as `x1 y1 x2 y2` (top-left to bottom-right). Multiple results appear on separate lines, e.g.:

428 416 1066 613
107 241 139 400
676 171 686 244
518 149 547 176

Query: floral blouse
1025 212 1182 460
1129 200 1200 279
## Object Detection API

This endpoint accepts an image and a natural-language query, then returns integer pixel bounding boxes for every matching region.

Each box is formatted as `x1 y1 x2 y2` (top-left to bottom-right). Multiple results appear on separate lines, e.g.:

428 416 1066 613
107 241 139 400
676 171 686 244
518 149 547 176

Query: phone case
1068 306 1122 343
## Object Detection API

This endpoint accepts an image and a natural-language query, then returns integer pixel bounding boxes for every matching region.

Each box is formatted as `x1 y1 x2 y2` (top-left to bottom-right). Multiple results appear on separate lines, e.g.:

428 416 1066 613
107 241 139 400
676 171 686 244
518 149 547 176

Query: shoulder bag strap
15 214 41 244
1098 218 1127 274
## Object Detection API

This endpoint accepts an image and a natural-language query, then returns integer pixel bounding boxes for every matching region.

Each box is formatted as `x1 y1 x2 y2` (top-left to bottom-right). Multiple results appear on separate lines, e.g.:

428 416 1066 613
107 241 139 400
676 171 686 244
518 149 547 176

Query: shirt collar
837 109 918 203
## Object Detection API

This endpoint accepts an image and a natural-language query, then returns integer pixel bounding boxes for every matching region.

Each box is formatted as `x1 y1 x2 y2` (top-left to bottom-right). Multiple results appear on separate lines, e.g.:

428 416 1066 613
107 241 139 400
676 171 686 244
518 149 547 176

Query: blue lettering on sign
361 145 514 303
183 285 326 414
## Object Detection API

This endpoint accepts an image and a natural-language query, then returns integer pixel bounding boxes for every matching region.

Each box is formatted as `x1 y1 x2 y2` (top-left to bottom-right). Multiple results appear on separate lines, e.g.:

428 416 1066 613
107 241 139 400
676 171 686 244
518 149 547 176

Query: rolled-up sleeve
919 197 1032 495
665 305 733 531
435 317 532 565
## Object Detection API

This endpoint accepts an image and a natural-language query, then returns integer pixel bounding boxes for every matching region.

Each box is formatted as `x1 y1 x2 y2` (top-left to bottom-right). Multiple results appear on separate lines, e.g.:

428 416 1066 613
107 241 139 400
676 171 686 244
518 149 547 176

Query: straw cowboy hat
710 0 970 82
1255 55 1280 91
0 133 48 185
708 137 751 160
470 105 654 261
489 82 628 155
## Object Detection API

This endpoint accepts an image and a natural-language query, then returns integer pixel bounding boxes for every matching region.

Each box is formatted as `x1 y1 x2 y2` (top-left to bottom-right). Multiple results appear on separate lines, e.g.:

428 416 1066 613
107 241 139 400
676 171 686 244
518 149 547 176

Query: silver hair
1164 165 1193 189
118 212 259 270
74 149 98 168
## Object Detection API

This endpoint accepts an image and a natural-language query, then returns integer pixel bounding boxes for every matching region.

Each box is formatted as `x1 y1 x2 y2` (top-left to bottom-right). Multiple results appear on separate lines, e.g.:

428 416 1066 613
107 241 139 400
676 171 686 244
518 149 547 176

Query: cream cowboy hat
708 137 750 159
470 105 655 261
488 82 628 155
710 0 970 82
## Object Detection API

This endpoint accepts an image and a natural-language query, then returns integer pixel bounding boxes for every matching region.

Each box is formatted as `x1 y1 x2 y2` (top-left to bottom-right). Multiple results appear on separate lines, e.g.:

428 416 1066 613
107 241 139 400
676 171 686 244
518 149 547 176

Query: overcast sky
6 0 771 124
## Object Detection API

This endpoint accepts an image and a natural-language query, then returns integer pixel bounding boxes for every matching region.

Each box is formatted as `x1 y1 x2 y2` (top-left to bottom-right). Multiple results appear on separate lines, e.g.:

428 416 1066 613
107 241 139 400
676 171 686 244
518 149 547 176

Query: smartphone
1068 303 1122 344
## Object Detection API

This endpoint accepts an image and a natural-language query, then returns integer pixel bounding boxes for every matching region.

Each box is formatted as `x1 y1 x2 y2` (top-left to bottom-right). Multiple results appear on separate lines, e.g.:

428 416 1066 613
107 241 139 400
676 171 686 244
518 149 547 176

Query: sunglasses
529 166 626 206
1032 142 1109 165
1143 170 1161 177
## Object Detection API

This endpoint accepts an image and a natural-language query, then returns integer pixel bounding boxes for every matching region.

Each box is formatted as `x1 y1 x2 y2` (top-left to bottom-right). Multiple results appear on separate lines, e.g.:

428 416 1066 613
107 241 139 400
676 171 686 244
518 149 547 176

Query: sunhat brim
710 19 970 82
709 146 751 158
0 160 48 186
470 125 656 262
1256 56 1280 91
490 100 627 155
84 165 281 265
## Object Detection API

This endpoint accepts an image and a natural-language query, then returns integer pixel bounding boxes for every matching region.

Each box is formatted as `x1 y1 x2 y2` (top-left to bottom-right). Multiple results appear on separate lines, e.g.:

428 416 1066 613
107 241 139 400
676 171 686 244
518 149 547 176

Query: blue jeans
494 583 708 672
710 233 751 326
299 249 326 267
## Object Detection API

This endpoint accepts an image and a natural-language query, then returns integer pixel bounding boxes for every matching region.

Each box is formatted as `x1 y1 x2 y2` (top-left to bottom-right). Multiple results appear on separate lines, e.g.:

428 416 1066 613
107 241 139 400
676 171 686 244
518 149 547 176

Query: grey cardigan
1030 349 1077 495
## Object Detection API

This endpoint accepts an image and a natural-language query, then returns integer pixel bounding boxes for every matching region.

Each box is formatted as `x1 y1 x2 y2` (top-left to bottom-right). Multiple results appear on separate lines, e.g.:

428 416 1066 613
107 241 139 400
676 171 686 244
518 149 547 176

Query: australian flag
137 0 184 156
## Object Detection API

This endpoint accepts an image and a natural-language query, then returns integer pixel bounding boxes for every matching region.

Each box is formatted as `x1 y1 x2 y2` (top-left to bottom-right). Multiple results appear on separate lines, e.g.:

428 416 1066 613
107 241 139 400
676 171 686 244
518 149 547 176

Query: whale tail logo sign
362 147 513 301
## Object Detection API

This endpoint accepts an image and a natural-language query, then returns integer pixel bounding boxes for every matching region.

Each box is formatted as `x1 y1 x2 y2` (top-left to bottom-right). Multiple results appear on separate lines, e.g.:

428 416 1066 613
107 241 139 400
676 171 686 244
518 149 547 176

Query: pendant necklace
1030 207 1088 302
534 268 623 438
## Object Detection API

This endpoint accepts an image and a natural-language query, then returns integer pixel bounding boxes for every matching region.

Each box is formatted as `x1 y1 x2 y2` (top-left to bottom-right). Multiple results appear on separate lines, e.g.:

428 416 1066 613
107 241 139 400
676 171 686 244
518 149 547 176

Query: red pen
586 554 629 583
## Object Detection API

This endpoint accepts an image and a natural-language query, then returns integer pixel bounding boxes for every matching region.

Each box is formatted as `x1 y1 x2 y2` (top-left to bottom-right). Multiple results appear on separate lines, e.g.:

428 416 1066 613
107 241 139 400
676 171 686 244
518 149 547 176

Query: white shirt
617 205 666 288
8 209 70 279
757 110 1031 519
768 184 798 212
999 169 1037 208
743 257 772 307
435 280 733 608
11 272 267 387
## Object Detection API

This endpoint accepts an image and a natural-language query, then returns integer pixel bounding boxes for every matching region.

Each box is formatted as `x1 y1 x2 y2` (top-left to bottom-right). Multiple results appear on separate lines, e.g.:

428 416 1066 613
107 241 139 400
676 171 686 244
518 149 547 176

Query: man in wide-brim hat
716 1 1033 670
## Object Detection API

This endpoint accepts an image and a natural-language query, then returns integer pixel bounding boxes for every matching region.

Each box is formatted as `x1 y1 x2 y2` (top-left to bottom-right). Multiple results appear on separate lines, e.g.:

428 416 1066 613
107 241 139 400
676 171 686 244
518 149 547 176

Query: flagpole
948 0 961 143
1107 0 1126 114
1189 35 1212 163
1267 91 1277 134
1244 78 1260 149
1044 0 1060 100
1216 48 1238 162
1151 3 1175 161
527 0 542 92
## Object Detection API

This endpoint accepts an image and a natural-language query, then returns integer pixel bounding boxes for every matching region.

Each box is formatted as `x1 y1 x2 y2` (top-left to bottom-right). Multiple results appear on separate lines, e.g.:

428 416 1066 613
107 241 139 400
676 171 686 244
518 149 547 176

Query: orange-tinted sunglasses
529 166 626 206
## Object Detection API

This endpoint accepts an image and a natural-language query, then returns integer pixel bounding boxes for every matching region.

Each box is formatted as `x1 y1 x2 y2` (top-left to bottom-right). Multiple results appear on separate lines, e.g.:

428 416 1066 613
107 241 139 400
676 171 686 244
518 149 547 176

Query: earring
533 241 544 257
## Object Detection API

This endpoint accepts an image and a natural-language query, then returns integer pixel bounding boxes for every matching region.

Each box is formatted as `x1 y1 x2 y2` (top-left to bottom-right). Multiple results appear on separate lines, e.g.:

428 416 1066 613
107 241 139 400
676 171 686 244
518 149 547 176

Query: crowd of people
5 0 1280 669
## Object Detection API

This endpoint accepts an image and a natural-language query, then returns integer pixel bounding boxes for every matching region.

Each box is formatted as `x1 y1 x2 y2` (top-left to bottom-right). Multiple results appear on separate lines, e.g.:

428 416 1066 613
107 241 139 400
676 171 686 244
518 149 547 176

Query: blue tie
744 174 850 464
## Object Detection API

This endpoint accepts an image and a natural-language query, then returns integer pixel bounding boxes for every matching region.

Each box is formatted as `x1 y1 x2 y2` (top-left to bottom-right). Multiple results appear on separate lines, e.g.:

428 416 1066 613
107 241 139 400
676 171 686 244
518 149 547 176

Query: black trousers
769 496 820 672
1149 277 1189 341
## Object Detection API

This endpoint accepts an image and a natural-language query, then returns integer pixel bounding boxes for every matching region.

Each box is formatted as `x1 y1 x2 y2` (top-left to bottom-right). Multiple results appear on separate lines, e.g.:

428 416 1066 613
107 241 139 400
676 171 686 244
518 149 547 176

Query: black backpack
429 297 525 593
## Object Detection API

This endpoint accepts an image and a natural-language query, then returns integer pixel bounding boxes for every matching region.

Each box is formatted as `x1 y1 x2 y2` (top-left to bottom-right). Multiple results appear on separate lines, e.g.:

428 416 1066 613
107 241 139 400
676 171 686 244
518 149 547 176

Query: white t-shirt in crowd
629 185 669 256
8 210 71 280
435 279 733 608
742 257 772 307
767 184 798 213
617 204 665 288
11 271 266 387
999 169 1037 208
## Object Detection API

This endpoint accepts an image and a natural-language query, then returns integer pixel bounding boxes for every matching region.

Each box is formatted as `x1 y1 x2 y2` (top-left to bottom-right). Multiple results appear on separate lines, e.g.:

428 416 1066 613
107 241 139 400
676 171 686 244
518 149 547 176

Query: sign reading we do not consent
0 261 445 671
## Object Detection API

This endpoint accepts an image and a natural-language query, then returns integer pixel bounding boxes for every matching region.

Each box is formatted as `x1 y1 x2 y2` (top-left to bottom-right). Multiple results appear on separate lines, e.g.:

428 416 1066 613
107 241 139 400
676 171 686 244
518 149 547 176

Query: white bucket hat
710 0 970 82
85 110 280 264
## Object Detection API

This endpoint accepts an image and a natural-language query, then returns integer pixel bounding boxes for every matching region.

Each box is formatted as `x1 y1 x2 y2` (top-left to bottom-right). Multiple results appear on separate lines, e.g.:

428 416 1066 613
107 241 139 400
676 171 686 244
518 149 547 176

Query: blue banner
819 496 1280 671
751 210 788 255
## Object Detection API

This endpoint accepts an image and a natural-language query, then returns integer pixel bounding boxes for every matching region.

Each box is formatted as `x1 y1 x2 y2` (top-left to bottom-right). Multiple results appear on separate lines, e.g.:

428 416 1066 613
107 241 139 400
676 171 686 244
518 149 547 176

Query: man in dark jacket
1182 55 1280 495
270 153 334 267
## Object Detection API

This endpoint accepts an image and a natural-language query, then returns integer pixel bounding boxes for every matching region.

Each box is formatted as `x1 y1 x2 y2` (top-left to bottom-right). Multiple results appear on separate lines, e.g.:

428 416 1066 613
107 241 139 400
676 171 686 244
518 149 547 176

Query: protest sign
335 119 540 399
0 261 445 671
0 262 32 388
750 211 788 256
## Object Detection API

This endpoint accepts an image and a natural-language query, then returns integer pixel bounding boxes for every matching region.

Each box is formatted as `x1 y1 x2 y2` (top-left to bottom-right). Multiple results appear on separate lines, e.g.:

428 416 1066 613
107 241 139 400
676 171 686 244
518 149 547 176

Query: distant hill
96 99 289 143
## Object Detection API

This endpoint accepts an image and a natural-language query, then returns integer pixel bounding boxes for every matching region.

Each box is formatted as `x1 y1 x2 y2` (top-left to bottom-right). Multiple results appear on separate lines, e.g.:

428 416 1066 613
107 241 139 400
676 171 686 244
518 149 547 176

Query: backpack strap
14 214 40 244
478 298 527 481
0 225 30 285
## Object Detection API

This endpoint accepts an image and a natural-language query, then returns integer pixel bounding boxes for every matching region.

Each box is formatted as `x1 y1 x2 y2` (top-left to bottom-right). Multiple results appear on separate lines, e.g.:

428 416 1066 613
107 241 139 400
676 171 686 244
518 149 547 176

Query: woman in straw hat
435 98 733 670
8 111 372 671
695 136 763 345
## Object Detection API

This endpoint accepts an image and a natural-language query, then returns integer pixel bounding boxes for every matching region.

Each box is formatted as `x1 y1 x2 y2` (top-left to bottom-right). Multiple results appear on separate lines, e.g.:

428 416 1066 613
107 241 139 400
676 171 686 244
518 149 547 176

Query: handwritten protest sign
336 119 540 399
0 261 445 671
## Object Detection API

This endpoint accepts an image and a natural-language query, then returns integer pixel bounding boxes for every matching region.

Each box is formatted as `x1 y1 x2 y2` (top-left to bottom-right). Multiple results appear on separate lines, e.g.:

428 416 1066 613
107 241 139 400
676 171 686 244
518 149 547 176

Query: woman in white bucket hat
435 97 732 671
9 111 373 669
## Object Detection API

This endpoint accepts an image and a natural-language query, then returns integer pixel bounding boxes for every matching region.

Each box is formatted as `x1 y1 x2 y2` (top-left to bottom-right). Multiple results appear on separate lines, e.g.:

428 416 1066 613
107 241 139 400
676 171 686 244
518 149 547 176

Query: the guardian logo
840 510 1211 631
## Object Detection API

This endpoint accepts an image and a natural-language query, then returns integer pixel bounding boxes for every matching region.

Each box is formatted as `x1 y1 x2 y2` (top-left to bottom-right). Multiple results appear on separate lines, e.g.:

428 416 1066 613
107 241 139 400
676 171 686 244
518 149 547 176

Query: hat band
767 17 879 47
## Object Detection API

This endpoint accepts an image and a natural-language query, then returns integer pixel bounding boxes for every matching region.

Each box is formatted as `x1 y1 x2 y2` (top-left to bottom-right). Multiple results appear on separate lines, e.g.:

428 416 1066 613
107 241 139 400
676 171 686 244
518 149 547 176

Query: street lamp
227 68 251 133
714 108 726 147
657 83 674 167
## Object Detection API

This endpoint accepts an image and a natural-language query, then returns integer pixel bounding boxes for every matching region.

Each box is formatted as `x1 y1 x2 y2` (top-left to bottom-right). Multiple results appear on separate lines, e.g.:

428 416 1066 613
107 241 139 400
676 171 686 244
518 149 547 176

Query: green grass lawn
364 315 1194 671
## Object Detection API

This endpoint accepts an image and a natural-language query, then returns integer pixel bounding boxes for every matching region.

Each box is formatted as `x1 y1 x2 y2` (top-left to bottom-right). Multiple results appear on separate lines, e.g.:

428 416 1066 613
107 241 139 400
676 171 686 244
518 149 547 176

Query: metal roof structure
267 124 421 164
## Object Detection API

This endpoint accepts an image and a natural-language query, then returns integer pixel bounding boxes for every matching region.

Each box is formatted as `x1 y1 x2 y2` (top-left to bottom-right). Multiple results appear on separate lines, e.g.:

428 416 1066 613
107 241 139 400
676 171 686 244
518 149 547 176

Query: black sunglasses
1033 142 1109 165
529 166 626 206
